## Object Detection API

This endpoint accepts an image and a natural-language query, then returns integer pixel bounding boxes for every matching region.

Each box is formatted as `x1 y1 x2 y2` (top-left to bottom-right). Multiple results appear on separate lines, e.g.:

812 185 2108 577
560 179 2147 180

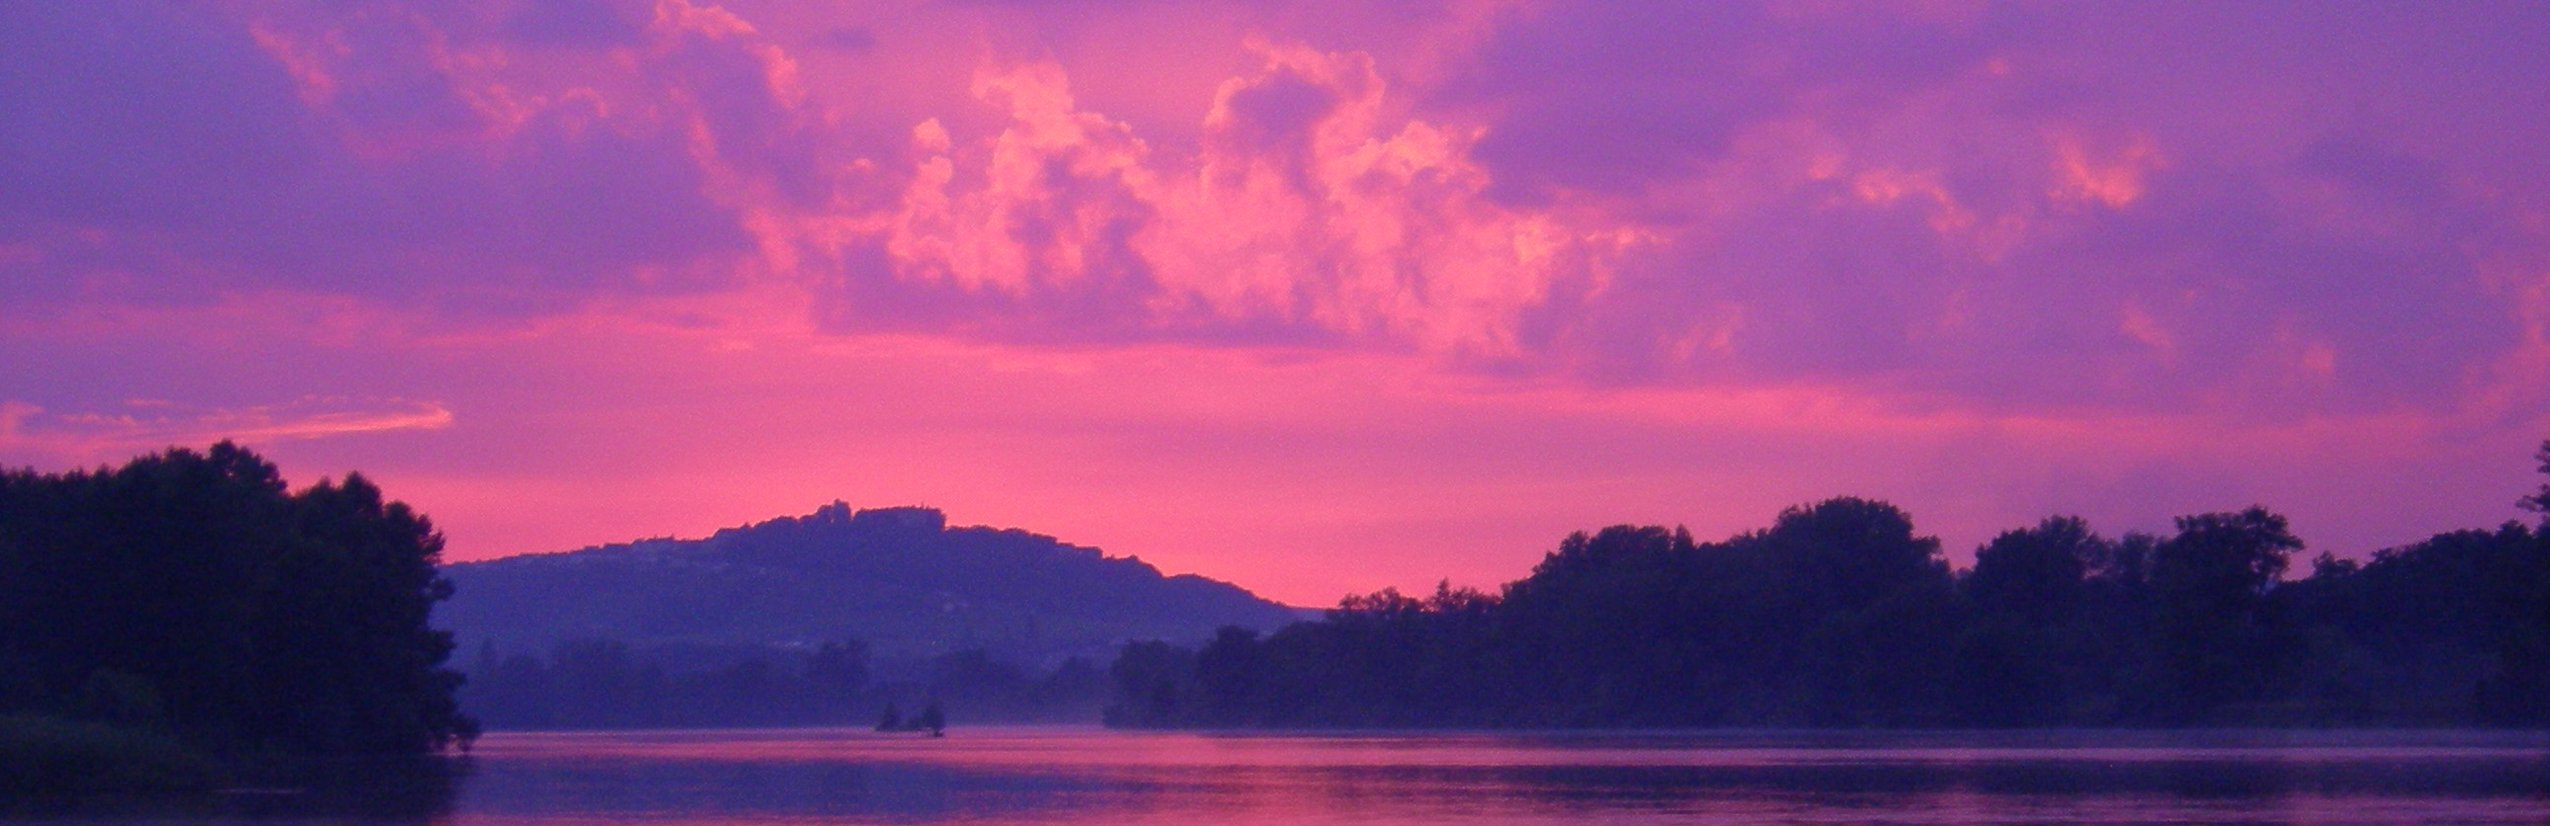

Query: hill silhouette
437 504 1305 668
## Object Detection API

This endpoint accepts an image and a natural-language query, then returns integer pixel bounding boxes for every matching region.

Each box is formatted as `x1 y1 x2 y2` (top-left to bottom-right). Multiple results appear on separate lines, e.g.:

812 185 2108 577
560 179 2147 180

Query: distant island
1105 441 2550 730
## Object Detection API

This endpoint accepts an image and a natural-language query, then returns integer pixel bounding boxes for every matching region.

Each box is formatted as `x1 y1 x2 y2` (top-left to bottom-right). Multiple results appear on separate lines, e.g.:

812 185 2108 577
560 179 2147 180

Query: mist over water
237 728 2550 824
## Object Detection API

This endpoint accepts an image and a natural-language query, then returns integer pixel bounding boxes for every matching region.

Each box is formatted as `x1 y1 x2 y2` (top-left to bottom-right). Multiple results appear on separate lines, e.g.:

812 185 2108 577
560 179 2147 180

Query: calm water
58 727 2550 824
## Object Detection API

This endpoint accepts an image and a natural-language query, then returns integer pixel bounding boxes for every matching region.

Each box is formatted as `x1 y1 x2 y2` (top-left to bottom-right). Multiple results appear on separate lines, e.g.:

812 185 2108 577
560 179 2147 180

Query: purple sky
6 1 2549 605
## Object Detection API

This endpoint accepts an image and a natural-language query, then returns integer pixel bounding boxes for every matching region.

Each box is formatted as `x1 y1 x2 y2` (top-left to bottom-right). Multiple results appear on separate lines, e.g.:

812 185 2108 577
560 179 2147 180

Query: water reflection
33 729 2550 824
14 755 465 823
441 728 2550 825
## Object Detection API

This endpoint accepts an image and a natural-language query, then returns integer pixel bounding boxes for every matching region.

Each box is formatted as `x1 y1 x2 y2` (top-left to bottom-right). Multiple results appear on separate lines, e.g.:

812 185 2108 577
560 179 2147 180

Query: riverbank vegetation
459 637 1108 729
0 443 474 806
1108 442 2550 729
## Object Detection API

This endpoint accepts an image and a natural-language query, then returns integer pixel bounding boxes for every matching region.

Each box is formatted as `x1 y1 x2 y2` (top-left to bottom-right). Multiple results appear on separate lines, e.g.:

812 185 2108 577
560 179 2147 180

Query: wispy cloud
0 397 454 464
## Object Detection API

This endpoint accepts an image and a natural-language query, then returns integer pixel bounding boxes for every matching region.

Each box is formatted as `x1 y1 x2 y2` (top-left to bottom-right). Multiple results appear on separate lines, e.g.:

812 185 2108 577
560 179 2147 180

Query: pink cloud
10 0 2543 413
8 1 2550 603
842 44 1643 356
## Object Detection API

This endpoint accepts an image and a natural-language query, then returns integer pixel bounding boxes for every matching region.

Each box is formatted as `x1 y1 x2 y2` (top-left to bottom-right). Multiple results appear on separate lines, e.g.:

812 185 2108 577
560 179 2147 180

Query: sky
5 1 2550 606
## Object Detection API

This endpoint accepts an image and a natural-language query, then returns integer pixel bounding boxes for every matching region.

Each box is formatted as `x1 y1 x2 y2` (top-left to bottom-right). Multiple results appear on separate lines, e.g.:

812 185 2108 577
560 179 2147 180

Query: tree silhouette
0 443 474 755
2150 507 2300 720
2524 439 2550 518
1967 516 2101 627
1103 444 2550 731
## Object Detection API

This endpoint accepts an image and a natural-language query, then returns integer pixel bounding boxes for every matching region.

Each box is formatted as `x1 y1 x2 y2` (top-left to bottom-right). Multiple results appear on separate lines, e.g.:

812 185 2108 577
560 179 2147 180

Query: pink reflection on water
471 726 2550 767
447 727 2550 825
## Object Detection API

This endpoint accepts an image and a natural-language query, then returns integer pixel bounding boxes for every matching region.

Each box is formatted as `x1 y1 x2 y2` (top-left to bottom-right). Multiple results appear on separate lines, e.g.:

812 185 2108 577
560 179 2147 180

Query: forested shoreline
0 444 473 804
459 638 1109 729
1107 444 2550 729
9 437 2550 785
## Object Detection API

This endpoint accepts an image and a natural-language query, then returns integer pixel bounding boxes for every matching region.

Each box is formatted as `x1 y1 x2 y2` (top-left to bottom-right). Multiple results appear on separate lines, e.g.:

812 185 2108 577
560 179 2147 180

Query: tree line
1107 442 2550 729
460 638 1108 729
0 443 475 759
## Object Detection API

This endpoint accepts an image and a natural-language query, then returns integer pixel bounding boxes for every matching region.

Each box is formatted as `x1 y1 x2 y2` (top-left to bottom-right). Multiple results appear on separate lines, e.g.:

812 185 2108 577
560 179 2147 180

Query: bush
0 714 218 804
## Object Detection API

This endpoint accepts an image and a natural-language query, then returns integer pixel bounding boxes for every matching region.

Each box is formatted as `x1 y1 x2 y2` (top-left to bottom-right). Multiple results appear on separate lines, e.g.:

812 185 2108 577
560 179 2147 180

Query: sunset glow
7 1 2549 605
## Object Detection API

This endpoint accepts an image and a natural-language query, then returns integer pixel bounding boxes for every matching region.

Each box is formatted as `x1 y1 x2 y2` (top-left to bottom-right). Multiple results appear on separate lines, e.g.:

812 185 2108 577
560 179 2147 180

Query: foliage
0 713 217 803
0 443 474 756
460 638 1106 729
2525 439 2550 517
1105 441 2550 729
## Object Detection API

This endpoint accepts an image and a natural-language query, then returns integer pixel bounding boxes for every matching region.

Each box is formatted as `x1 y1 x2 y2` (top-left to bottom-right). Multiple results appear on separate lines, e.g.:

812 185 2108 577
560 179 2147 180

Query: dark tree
1746 499 1956 725
1751 498 1947 618
1193 626 1265 725
263 473 471 753
0 443 474 755
1952 516 2114 726
1102 641 1195 728
2470 522 2550 724
1101 442 2550 731
2150 507 2302 721
1966 516 2101 627
2522 439 2550 517
1499 525 1705 725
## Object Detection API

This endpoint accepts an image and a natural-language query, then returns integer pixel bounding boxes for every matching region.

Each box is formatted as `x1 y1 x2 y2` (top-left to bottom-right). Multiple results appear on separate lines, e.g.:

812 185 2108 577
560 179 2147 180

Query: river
52 727 2550 823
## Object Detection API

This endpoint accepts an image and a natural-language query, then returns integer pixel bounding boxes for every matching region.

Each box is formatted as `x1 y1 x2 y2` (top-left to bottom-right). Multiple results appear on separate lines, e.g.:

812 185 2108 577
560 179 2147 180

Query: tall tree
1752 498 1948 618
265 472 471 753
1954 516 2109 726
2151 507 2301 721
1966 516 2101 626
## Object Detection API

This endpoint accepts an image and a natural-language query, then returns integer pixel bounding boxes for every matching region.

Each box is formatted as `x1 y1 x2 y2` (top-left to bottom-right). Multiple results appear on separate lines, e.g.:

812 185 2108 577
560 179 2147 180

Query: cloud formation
10 0 2541 420
843 44 1638 355
6 0 2550 599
